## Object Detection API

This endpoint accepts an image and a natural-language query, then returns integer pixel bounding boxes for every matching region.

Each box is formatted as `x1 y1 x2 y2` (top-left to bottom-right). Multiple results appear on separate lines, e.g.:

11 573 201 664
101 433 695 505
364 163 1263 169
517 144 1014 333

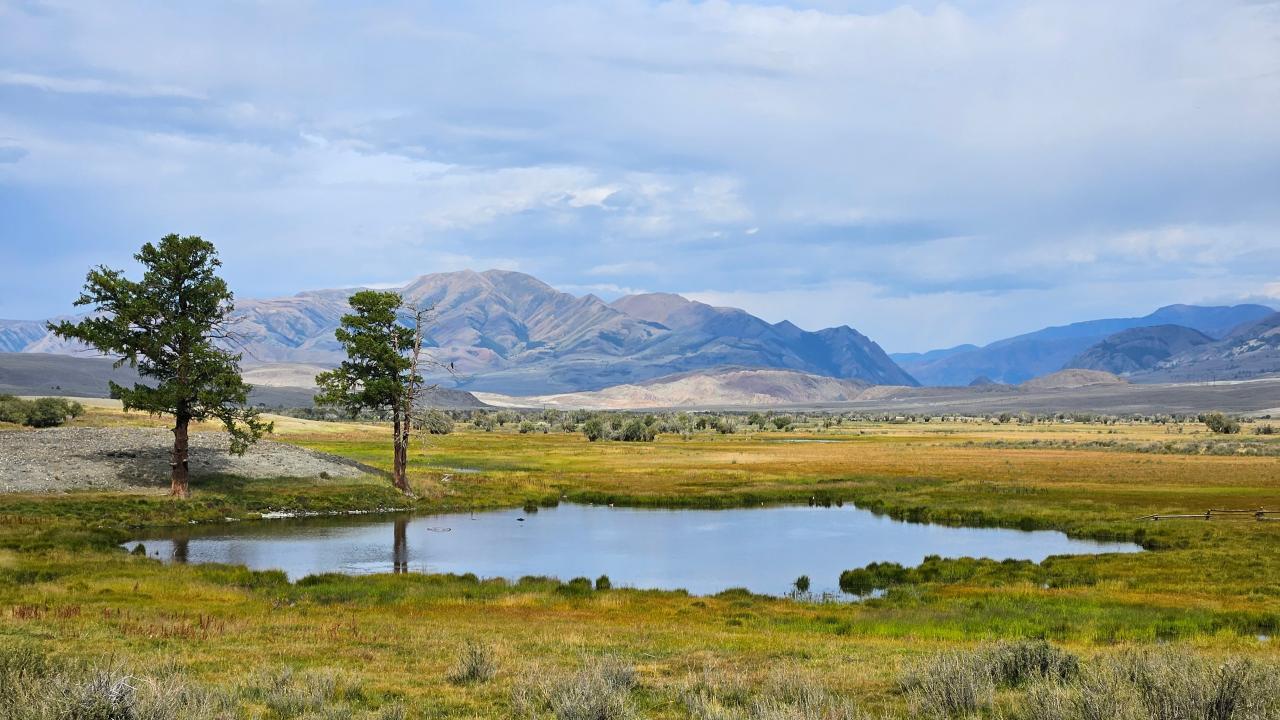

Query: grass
2 409 1279 716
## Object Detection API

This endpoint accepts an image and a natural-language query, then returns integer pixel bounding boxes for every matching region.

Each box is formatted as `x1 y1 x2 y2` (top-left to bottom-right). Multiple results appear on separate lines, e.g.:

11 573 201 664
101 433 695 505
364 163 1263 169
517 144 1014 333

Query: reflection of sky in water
128 504 1141 597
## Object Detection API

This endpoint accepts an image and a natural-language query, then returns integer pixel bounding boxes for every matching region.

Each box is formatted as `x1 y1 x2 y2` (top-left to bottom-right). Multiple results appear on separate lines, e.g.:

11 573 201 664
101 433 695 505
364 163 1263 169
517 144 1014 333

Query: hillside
1135 312 1280 382
893 303 1274 386
477 367 877 409
0 353 488 409
5 270 914 395
1065 325 1214 375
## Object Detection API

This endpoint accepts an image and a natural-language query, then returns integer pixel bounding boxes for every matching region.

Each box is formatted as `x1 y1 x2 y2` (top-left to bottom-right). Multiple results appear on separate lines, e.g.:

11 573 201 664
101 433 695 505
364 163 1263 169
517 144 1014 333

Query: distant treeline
267 405 1273 444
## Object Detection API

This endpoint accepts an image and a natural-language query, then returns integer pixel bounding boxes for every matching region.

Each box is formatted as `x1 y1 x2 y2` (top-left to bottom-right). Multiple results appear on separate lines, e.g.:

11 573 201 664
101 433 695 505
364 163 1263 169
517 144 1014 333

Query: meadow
2 406 1279 718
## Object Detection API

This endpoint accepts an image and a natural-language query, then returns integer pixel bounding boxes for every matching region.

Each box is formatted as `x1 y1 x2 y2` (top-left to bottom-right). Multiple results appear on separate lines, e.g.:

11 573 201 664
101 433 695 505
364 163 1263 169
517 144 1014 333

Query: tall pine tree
48 234 271 498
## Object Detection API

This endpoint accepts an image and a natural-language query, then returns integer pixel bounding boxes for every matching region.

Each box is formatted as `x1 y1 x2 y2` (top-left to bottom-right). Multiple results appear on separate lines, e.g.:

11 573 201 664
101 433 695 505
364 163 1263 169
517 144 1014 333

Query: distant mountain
1134 312 1280 382
1019 369 1127 391
1065 325 1215 376
897 304 1275 386
0 319 50 353
477 367 875 409
890 344 979 366
5 270 914 395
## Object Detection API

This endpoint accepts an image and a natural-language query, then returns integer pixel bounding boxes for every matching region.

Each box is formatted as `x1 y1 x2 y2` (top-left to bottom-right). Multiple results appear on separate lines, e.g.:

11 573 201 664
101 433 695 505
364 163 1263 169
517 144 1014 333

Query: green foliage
618 418 656 442
46 234 270 452
0 396 83 428
771 416 794 431
582 418 609 442
1202 411 1241 434
417 408 454 435
595 574 612 591
793 575 810 594
315 290 416 418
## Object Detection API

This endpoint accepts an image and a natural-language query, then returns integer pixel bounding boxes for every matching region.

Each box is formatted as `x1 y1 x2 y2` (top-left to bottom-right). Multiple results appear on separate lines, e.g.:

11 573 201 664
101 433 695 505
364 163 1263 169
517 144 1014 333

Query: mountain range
892 304 1275 386
3 269 1276 395
0 270 913 395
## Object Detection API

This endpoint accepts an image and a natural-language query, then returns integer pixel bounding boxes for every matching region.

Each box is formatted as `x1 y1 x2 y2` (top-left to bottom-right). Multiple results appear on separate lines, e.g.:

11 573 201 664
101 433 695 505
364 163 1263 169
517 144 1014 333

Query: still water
128 503 1141 597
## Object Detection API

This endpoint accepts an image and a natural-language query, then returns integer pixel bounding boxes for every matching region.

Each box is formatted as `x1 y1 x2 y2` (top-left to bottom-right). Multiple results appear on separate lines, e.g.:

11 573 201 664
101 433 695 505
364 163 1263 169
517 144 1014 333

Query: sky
1 0 1278 353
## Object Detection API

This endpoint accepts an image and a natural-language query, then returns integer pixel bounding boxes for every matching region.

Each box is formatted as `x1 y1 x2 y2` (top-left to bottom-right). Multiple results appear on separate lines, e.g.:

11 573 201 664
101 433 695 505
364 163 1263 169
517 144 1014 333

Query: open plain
3 403 1279 717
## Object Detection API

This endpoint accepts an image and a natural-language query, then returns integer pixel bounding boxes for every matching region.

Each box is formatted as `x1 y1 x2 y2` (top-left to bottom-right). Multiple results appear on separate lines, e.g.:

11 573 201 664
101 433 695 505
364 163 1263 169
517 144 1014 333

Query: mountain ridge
0 270 914 395
893 303 1275 386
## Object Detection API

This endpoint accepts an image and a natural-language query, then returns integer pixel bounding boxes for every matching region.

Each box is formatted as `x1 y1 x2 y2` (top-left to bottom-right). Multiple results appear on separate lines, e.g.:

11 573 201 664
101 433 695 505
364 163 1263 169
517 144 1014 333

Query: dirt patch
0 427 379 493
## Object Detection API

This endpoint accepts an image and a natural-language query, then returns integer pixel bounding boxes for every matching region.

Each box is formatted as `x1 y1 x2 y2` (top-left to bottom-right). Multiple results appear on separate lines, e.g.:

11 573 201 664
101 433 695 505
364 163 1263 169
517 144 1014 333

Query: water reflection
393 518 408 574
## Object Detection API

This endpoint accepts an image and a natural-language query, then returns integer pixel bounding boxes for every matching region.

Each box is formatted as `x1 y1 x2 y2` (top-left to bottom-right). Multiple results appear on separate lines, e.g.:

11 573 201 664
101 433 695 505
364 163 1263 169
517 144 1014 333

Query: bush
582 418 609 442
447 641 498 685
771 416 793 431
513 656 637 720
903 649 995 719
617 419 656 442
0 396 82 428
988 640 1079 686
1203 412 1241 434
793 575 810 594
595 575 612 591
417 408 453 435
518 420 537 434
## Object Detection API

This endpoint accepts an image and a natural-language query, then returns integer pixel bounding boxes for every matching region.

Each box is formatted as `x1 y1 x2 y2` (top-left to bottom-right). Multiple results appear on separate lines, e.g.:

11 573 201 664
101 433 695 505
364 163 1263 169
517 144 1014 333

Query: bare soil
0 427 377 493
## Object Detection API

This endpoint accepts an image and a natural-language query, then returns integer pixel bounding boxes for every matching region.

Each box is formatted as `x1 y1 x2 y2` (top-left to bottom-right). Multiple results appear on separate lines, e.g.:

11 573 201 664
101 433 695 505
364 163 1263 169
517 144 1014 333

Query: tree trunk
391 415 410 494
171 414 191 498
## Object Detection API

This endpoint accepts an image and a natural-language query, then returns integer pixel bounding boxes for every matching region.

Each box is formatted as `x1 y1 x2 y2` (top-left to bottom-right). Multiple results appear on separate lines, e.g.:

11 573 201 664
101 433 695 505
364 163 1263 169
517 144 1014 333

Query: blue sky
1 0 1278 352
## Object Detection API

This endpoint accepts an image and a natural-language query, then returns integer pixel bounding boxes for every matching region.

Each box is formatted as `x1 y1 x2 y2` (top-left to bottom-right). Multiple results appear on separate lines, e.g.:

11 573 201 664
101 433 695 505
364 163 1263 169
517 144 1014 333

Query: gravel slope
0 427 377 493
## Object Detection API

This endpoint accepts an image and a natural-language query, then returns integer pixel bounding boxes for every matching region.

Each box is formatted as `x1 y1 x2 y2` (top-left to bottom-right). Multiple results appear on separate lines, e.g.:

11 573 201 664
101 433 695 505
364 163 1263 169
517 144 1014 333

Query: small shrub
595 575 612 591
902 649 995 719
988 640 1079 686
1203 412 1241 434
417 408 453 435
793 575 810 594
558 577 595 596
582 418 609 442
617 419 656 442
514 657 637 720
447 641 498 685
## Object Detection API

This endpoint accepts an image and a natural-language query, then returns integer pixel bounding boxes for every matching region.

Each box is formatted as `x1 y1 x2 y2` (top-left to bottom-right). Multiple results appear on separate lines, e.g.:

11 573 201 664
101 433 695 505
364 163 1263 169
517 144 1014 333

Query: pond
127 503 1141 597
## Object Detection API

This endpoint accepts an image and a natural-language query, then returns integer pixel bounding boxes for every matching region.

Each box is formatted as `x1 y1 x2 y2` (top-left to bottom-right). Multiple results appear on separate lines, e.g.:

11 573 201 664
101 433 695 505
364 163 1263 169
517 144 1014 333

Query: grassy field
2 407 1279 717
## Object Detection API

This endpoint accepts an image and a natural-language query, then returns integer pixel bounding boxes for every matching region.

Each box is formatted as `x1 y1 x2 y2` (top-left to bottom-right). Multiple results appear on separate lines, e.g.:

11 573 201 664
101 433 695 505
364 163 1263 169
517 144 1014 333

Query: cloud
0 70 204 99
0 1 1276 345
0 140 26 163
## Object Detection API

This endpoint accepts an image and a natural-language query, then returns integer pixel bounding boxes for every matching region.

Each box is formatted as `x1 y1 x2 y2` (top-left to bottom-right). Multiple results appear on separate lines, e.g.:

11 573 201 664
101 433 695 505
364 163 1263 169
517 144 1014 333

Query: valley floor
2 407 1280 717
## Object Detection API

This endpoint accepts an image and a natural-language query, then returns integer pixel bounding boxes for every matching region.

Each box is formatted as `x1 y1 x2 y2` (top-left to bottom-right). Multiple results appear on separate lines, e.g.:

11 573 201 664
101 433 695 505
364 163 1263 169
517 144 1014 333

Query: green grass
2 416 1279 717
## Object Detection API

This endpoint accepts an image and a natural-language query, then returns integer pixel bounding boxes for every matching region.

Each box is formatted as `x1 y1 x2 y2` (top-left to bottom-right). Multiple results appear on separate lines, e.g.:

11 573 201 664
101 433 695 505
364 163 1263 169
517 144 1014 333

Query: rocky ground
0 427 377 493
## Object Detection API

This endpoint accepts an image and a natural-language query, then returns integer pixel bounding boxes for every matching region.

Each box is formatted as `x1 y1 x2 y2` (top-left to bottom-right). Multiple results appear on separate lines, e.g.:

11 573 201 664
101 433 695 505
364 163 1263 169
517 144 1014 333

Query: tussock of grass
513 656 638 720
447 641 498 685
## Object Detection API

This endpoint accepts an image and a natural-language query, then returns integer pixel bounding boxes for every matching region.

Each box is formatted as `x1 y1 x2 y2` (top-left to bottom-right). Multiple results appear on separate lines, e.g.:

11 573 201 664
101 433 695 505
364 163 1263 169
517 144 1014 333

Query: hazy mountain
1065 325 1215 376
897 304 1275 386
6 270 914 395
1019 369 1127 391
611 293 916 387
0 320 51 353
890 344 979 366
1134 312 1280 382
477 367 875 410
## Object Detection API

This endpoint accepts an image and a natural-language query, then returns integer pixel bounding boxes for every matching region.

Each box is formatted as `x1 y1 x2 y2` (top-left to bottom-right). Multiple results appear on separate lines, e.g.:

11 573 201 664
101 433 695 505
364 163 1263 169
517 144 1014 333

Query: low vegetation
0 395 83 428
3 407 1280 717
